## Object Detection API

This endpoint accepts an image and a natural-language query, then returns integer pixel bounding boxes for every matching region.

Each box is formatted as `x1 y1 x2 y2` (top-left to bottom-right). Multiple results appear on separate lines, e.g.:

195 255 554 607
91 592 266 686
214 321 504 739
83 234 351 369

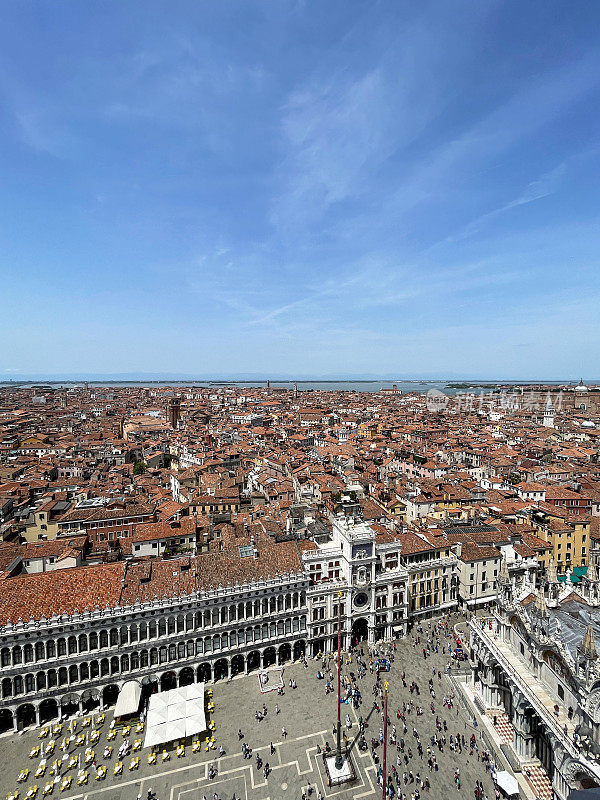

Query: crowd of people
187 612 509 800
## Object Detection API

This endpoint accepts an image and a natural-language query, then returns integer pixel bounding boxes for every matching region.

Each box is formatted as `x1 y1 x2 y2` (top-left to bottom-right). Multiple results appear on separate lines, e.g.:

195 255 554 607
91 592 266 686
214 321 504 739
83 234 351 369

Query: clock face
354 592 368 608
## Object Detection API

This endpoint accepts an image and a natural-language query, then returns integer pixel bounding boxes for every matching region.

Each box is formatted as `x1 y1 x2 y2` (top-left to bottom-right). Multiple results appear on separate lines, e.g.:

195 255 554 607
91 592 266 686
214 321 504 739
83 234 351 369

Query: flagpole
335 590 344 770
382 679 389 800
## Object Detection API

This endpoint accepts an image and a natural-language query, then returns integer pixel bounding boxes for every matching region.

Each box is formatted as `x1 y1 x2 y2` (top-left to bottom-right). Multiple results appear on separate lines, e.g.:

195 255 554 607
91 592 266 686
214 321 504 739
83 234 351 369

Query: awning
114 680 142 718
495 771 519 797
143 683 206 749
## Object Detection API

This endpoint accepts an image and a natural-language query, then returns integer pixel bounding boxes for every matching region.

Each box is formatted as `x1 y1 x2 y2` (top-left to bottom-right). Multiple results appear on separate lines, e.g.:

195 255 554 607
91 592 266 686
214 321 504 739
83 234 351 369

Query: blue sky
1 0 600 380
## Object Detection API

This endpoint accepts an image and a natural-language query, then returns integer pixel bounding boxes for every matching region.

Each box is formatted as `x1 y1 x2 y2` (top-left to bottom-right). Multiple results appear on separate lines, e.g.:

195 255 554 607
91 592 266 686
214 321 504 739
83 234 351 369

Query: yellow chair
95 714 105 726
52 724 62 737
161 749 170 762
75 734 85 747
113 762 123 776
84 751 94 766
90 730 100 744
176 744 185 758
121 725 131 737
38 728 49 740
29 747 40 759
128 757 139 771
95 766 107 781
81 718 90 729
107 730 116 741
133 739 141 752
42 782 53 796
34 763 46 779
135 722 144 733
192 740 201 753
76 771 87 787
59 777 71 793
25 786 38 799
102 746 112 759
147 752 157 765
17 771 29 784
44 742 55 757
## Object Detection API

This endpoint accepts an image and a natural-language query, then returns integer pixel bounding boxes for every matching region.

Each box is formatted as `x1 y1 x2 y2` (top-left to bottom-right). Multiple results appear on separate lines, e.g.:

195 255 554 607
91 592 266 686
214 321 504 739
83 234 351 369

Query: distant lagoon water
1 379 578 396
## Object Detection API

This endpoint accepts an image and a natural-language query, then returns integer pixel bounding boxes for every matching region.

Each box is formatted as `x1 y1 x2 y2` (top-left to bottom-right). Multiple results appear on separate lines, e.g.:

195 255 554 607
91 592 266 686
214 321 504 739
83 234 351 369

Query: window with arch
25 674 35 693
24 644 34 663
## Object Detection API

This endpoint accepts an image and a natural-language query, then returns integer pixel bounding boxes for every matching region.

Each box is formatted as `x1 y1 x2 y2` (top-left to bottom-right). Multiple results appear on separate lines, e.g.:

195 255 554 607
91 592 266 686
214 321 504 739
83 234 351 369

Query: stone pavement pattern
0 615 501 800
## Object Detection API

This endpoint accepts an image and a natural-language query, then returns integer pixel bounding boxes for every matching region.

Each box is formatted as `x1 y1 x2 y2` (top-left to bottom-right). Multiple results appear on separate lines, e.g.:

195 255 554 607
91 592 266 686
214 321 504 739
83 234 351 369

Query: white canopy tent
113 680 142 718
143 683 206 749
495 771 519 797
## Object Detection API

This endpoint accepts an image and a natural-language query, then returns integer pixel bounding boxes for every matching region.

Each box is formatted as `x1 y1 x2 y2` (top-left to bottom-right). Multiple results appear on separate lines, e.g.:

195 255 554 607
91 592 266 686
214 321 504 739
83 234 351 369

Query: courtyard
0 617 501 800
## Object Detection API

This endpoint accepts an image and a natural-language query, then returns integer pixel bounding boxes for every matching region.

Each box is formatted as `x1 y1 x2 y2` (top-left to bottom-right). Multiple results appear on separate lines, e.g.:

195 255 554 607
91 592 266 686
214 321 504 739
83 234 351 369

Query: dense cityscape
3 1 600 798
0 381 599 799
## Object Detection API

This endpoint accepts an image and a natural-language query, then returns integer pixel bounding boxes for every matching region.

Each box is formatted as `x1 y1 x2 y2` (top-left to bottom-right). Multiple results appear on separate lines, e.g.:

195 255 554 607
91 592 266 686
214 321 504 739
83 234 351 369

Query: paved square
0 616 501 800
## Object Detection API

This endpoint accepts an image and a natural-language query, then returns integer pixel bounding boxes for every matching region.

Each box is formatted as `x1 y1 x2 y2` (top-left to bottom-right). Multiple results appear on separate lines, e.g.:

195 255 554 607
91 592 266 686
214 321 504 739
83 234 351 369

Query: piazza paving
0 616 505 800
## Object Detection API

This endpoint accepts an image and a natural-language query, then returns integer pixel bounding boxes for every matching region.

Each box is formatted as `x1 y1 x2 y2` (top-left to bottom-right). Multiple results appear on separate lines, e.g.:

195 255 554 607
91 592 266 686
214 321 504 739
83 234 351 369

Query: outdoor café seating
38 729 48 740
95 766 107 781
103 746 112 759
147 751 157 765
51 725 61 737
133 739 142 751
176 743 185 758
129 756 139 771
42 782 53 796
161 749 169 762
17 771 28 784
25 786 38 798
76 770 88 786
113 761 123 776
59 777 71 793
90 730 100 745
34 763 46 779
67 756 77 771
43 742 54 757
29 746 40 759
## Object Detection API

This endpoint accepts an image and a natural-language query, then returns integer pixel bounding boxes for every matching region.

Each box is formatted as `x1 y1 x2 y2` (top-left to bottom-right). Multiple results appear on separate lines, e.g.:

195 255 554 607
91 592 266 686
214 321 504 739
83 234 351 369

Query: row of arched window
0 616 307 700
1 592 307 668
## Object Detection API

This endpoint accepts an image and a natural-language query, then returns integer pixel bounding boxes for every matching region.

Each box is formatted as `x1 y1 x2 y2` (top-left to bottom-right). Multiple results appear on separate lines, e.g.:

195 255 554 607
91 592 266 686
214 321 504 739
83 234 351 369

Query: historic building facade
469 560 600 799
0 570 309 733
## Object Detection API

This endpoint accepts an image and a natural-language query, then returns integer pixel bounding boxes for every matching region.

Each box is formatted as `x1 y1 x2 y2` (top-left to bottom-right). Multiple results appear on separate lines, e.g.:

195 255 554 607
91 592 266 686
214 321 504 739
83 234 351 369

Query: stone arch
263 647 276 668
197 663 211 682
278 643 291 665
61 693 80 716
231 654 244 676
179 667 194 687
0 708 13 733
160 671 177 692
293 640 306 659
39 698 59 723
214 659 229 681
16 703 35 730
247 651 261 673
102 684 119 707
81 688 100 712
